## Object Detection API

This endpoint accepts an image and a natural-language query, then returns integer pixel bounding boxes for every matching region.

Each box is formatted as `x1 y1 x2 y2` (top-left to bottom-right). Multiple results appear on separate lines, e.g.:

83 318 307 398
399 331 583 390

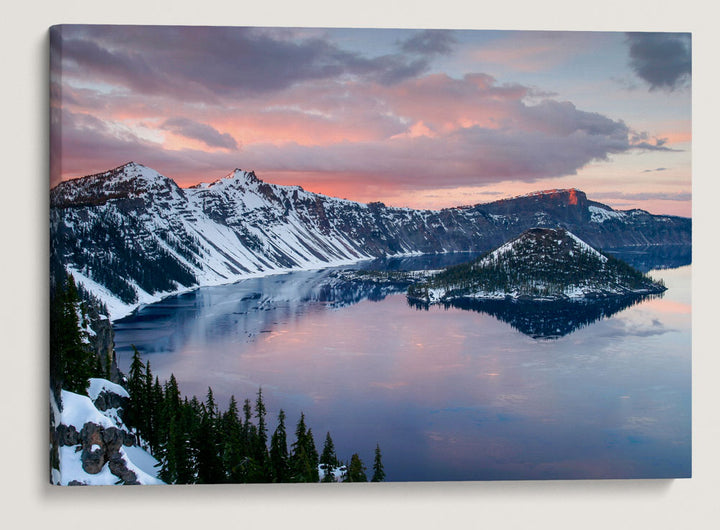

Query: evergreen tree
254 388 269 473
155 374 194 484
125 345 146 433
242 388 270 482
293 412 308 452
50 274 96 395
320 432 338 482
306 428 320 482
269 409 289 483
157 415 179 484
196 387 224 484
290 413 316 482
165 374 182 415
346 453 368 482
222 395 243 483
236 397 259 482
371 444 385 482
176 397 199 484
143 361 158 450
205 386 218 420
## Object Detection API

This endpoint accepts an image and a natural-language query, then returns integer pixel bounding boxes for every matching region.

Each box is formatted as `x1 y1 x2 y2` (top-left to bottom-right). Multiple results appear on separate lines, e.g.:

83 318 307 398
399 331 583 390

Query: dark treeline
51 210 198 304
124 346 384 484
50 274 104 399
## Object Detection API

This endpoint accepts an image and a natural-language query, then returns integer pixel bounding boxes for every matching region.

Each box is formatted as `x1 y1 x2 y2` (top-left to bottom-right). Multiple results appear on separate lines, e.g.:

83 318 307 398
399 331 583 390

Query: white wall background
2 1 717 528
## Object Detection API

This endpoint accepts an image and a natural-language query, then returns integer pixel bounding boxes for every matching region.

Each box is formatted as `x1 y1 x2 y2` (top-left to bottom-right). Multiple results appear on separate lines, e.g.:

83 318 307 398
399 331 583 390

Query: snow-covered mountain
50 162 690 319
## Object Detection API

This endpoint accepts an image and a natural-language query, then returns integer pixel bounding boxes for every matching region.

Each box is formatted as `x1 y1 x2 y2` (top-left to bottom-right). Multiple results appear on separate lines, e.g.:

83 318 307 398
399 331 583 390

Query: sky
50 26 692 216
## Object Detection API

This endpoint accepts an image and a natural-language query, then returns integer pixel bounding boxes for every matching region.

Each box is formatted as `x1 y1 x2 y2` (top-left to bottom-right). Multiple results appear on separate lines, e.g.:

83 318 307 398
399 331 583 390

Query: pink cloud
50 26 690 217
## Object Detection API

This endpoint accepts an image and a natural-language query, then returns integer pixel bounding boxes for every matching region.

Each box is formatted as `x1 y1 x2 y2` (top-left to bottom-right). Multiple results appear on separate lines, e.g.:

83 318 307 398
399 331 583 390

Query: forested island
407 228 666 305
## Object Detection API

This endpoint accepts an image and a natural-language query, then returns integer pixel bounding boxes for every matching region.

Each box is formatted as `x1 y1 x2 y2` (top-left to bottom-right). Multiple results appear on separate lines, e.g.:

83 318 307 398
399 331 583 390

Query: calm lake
114 250 691 481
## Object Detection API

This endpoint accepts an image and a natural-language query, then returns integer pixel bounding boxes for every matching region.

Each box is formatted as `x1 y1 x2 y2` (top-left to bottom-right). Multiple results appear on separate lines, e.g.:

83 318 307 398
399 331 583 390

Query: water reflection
409 295 661 339
605 245 691 272
113 251 691 481
115 247 688 355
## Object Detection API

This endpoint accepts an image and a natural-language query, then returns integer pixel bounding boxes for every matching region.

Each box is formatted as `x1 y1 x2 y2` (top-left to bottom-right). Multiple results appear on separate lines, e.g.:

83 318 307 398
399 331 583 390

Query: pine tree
125 345 146 433
235 397 259 482
346 453 368 482
371 444 385 482
247 388 270 482
222 395 243 482
196 387 224 484
176 397 199 484
155 374 190 483
50 274 96 395
165 374 181 415
255 389 268 461
143 361 158 450
157 415 179 484
148 375 163 452
290 413 315 482
320 432 338 482
269 409 289 482
306 428 320 481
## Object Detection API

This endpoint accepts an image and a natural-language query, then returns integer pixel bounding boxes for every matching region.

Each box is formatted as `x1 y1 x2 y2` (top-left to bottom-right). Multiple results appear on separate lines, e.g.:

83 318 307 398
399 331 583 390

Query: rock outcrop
51 378 158 486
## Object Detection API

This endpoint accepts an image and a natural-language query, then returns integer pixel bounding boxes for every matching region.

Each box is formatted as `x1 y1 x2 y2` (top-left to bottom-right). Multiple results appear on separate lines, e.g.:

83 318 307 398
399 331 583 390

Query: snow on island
407 227 666 305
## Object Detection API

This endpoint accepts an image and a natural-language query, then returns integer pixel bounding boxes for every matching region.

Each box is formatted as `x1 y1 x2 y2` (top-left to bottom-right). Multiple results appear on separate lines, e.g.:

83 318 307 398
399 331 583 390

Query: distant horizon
51 26 691 217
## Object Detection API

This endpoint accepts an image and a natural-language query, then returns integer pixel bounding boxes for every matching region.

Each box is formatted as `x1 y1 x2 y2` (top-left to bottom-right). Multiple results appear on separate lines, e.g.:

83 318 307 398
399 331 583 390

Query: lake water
114 252 691 481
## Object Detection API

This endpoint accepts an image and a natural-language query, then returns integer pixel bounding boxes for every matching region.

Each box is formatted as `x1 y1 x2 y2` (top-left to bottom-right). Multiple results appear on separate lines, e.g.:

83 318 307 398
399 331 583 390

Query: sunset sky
50 26 691 216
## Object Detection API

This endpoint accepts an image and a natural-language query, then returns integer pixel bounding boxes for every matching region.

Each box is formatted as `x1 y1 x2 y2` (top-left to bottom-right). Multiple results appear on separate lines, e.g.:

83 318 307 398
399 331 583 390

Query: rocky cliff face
50 163 691 319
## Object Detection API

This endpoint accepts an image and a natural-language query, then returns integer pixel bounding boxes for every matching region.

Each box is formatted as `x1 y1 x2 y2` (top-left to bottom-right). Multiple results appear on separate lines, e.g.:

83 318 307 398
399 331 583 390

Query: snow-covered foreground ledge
51 379 164 486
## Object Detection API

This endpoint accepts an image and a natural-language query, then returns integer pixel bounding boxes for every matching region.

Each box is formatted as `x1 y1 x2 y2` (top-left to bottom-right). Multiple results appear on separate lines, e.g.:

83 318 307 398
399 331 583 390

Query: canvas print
49 25 691 485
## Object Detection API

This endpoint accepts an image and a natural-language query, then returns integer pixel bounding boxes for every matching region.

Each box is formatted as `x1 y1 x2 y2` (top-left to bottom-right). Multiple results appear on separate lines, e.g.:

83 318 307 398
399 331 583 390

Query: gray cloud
400 30 456 56
523 100 629 137
54 25 441 103
630 142 678 152
51 109 247 187
162 117 238 150
54 100 636 191
54 68 680 193
626 32 691 91
52 27 688 194
642 167 667 173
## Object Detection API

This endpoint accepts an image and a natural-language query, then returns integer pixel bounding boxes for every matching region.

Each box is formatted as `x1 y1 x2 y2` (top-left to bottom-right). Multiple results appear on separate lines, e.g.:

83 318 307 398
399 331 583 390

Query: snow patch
59 390 116 430
589 205 626 223
87 378 129 401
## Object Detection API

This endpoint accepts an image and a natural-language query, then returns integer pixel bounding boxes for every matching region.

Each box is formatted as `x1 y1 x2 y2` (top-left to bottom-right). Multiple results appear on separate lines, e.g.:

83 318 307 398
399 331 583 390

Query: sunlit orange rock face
567 188 579 205
480 189 590 224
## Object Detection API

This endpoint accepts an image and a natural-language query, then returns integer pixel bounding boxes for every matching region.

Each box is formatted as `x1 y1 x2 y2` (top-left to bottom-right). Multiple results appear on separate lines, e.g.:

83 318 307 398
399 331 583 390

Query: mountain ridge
50 162 690 319
53 162 682 218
